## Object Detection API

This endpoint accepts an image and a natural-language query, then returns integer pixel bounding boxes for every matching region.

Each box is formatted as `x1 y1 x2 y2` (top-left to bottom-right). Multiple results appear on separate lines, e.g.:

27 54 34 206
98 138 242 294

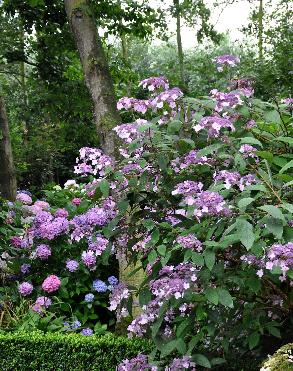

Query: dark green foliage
0 331 152 371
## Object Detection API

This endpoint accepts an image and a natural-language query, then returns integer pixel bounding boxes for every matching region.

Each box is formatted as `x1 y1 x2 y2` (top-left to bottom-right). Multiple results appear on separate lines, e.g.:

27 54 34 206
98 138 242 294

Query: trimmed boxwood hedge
0 331 152 371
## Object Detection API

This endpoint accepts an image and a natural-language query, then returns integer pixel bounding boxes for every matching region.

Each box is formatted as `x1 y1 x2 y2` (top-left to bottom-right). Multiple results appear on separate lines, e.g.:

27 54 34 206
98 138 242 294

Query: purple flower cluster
117 97 150 114
16 192 32 205
171 150 210 173
230 78 254 97
88 234 109 255
32 296 52 314
81 328 93 336
35 244 51 260
214 171 258 191
172 181 203 197
210 89 242 112
176 234 203 252
194 116 235 137
113 119 147 143
139 76 169 92
66 259 79 272
18 282 33 296
215 54 240 71
82 250 97 269
192 191 230 218
166 356 196 371
20 263 31 274
93 279 108 292
152 87 183 110
118 354 157 371
242 242 293 281
85 293 95 302
74 147 115 177
239 144 259 160
109 283 130 321
33 213 69 241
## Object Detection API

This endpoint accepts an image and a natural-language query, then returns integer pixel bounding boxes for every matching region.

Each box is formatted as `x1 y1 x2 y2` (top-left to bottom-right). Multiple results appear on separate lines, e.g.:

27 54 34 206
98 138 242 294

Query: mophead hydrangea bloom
42 275 61 293
18 282 33 296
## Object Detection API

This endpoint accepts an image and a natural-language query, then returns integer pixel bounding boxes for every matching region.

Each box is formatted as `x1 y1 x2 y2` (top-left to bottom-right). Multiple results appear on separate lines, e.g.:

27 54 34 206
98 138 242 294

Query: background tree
0 96 17 200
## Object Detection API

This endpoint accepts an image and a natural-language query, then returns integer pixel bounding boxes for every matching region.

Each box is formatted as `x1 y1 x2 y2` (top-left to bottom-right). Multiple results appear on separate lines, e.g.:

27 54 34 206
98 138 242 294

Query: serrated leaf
237 197 254 210
167 120 182 134
217 288 233 308
148 250 157 264
264 110 281 124
241 137 263 148
193 354 211 368
157 245 166 256
191 252 204 266
248 332 260 349
151 228 160 245
267 326 281 338
204 288 219 305
281 203 293 213
258 205 285 221
204 250 215 271
265 217 283 239
237 219 254 249
277 136 293 146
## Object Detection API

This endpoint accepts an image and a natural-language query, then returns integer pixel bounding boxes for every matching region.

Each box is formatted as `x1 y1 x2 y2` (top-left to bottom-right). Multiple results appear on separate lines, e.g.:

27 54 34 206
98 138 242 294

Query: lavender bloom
244 119 256 129
117 97 150 114
88 234 109 255
172 181 203 197
81 328 93 336
151 87 183 110
192 191 230 218
118 354 157 371
113 119 147 143
74 147 115 177
72 320 81 329
93 279 108 292
210 89 242 112
16 192 32 205
35 244 51 260
66 259 79 272
35 296 52 308
55 208 69 218
230 78 254 97
239 144 258 160
215 54 240 71
139 76 169 91
214 170 241 189
194 116 235 137
109 283 130 321
10 236 22 248
85 293 95 303
176 234 203 252
34 217 69 240
82 250 97 269
166 356 196 371
18 282 33 296
171 150 210 173
20 263 31 274
282 98 293 105
108 276 119 286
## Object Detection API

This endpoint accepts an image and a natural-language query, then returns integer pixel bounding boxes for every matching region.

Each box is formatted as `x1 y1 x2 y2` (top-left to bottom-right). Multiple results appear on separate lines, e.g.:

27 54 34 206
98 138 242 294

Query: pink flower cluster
42 275 61 293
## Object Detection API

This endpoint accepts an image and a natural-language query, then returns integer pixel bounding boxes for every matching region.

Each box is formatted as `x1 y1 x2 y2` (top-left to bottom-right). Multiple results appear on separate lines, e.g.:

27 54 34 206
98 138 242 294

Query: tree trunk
174 0 185 90
0 96 17 201
258 0 264 60
120 34 132 96
64 0 120 156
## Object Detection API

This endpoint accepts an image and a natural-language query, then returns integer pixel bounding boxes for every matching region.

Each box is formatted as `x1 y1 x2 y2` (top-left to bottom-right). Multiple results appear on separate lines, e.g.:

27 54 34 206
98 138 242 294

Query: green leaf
264 110 281 124
281 203 293 213
248 332 260 349
265 217 283 239
280 160 293 174
257 151 274 162
157 245 166 256
196 143 221 158
237 197 254 210
157 154 169 171
236 219 254 250
151 228 160 245
99 179 110 197
161 339 182 357
167 120 182 134
241 137 263 148
258 205 285 221
217 288 233 308
148 250 157 264
277 136 293 146
211 358 226 366
193 354 211 368
191 252 204 266
267 326 281 338
204 288 219 305
204 250 215 271
139 288 152 306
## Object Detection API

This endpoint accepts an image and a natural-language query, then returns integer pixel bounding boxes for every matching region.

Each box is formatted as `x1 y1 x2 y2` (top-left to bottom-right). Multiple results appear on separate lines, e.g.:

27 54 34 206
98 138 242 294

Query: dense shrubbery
0 331 152 371
1 56 292 369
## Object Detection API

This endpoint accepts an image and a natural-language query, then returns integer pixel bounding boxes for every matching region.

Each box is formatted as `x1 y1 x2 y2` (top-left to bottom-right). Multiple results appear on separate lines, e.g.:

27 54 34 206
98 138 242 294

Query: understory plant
0 56 292 369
